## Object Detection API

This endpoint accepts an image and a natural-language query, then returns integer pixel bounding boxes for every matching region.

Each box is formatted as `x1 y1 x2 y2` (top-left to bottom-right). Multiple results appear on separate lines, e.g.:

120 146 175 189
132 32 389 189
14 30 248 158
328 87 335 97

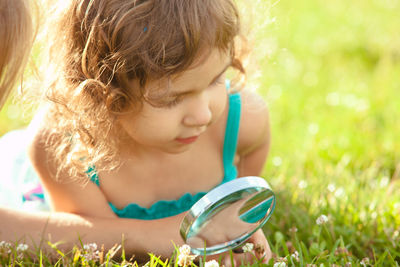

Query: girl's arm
0 206 185 259
236 90 271 177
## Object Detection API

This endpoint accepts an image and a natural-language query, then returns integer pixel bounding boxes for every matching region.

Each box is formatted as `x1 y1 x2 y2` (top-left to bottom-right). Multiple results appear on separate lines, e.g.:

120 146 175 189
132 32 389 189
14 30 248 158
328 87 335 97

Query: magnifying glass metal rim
180 176 275 255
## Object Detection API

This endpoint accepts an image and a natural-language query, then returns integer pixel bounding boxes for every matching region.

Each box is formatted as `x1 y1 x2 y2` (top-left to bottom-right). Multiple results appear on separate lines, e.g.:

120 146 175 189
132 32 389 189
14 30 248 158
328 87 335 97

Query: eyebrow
168 60 232 98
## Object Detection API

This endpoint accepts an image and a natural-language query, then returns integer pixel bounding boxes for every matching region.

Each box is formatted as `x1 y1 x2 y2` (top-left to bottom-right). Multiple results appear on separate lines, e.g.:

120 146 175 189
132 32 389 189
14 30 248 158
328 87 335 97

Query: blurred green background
0 0 399 263
261 0 400 169
237 0 400 262
254 0 400 262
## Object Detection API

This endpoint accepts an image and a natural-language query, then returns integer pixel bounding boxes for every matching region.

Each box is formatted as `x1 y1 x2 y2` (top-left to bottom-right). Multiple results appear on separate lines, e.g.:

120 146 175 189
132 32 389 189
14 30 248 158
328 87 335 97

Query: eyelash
164 96 183 108
211 75 225 86
163 75 225 108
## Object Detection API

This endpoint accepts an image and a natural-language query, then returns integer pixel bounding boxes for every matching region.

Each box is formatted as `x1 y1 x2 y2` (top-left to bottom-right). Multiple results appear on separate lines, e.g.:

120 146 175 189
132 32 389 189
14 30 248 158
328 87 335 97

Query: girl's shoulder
236 90 270 155
27 109 53 166
27 106 62 172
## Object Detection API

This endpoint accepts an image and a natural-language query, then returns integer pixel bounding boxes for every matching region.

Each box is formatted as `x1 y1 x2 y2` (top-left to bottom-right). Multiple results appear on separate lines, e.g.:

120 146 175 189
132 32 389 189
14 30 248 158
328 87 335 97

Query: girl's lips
175 136 198 144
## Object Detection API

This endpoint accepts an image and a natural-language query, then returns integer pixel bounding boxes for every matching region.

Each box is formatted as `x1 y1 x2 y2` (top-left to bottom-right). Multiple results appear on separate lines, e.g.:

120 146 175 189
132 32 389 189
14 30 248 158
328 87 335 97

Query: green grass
1 0 400 265
259 0 400 265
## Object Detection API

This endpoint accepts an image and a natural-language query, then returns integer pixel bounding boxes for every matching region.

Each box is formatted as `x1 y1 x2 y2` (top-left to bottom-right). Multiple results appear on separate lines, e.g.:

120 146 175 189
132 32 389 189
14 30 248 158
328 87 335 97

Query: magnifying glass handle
232 247 245 253
231 237 251 254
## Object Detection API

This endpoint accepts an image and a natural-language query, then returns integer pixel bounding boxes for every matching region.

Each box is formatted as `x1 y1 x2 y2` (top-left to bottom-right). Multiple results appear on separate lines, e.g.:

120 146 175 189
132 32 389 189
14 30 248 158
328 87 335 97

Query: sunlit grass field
260 0 400 265
1 0 399 265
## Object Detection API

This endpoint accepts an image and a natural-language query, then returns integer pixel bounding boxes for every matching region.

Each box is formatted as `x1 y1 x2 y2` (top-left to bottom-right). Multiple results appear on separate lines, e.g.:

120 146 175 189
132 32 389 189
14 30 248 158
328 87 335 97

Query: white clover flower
177 253 197 267
83 250 100 261
177 244 197 267
299 180 308 189
273 262 287 267
290 251 299 262
327 183 336 192
272 156 282 166
82 243 100 262
360 257 370 266
17 243 28 252
242 242 254 253
83 243 98 251
316 214 329 225
179 244 191 255
0 241 11 248
0 241 12 254
205 259 220 267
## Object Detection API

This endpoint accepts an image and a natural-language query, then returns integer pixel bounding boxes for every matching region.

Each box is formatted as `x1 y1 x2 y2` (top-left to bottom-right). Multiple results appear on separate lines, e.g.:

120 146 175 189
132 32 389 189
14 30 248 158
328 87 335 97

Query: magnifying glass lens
239 189 275 224
180 177 276 255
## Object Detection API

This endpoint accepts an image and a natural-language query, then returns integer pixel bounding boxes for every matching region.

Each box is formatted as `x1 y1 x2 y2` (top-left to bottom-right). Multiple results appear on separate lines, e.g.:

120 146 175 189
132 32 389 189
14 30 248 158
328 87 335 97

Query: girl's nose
183 96 212 128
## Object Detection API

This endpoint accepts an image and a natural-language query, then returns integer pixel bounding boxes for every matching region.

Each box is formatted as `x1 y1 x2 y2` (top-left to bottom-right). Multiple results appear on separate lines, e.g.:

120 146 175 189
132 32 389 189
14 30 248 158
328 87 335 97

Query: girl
28 0 271 263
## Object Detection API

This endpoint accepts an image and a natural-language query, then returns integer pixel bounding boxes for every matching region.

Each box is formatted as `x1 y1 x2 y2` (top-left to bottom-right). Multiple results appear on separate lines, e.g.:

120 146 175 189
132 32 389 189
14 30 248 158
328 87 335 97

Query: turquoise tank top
87 92 242 220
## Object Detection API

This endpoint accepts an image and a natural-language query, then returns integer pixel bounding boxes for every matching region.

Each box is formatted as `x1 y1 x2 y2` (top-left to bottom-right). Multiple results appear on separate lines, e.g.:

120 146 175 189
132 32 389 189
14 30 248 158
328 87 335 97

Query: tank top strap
87 165 100 186
222 90 242 183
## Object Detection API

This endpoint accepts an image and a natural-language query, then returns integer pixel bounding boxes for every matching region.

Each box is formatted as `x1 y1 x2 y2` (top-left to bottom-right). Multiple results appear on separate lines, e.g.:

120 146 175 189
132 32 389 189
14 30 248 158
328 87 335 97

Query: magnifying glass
180 176 275 255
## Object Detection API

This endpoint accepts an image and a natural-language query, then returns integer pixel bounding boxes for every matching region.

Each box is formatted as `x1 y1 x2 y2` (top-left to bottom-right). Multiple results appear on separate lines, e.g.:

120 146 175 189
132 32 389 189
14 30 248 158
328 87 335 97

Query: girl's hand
203 229 271 267
245 229 272 262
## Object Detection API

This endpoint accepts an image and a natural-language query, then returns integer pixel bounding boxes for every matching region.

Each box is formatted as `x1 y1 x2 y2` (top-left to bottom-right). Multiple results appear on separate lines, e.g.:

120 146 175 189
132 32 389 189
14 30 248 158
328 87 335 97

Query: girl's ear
105 88 130 113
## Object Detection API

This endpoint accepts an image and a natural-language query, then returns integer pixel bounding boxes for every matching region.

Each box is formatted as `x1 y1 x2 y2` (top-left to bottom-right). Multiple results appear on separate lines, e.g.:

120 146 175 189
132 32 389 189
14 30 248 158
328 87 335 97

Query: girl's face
118 49 231 154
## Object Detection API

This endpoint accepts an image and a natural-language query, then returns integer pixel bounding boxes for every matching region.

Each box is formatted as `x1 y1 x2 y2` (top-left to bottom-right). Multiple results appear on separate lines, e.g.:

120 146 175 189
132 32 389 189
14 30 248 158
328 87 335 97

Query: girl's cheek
215 91 228 116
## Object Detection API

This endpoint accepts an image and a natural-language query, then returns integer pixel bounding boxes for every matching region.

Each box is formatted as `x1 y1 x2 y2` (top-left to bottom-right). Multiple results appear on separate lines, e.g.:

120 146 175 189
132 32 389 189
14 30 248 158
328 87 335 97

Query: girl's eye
164 96 183 108
211 74 225 86
161 73 226 108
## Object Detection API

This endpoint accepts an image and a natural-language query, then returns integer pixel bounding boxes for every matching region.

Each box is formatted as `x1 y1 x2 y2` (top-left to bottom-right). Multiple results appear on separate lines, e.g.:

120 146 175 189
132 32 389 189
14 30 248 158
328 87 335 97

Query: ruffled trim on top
109 191 207 220
108 163 238 220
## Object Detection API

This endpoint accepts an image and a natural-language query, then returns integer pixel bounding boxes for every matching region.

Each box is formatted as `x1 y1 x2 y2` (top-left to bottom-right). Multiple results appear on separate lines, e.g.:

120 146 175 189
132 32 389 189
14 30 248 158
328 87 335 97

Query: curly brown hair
44 0 247 181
